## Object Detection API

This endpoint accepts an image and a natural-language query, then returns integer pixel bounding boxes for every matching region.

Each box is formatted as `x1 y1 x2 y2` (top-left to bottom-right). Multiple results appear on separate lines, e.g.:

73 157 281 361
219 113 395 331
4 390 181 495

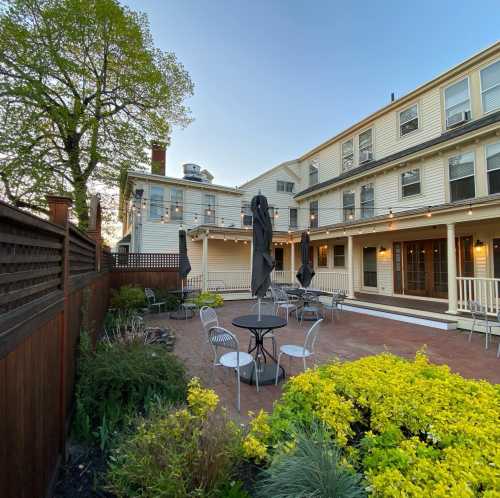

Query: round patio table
232 314 287 385
286 288 330 321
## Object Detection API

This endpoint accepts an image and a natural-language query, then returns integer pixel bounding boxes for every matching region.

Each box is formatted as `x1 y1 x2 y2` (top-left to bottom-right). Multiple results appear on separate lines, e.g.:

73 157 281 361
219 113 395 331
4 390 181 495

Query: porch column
347 235 355 298
202 234 208 292
447 223 458 314
291 241 295 284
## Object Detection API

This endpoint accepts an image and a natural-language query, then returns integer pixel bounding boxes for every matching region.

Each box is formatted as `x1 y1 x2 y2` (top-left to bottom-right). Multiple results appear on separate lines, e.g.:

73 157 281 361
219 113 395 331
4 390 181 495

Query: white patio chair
299 292 322 325
144 288 165 313
250 301 277 357
468 300 492 349
323 290 346 320
275 319 323 384
208 326 259 412
272 287 298 323
200 305 219 355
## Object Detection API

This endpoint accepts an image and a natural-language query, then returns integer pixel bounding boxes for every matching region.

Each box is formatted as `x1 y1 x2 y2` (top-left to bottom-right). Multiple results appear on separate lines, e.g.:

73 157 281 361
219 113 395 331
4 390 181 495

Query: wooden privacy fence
0 196 110 498
110 252 180 290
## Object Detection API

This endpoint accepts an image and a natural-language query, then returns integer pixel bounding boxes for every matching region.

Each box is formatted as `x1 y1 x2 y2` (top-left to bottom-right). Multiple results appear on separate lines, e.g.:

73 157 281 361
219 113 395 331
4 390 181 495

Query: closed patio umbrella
178 229 191 293
250 194 274 319
296 231 315 288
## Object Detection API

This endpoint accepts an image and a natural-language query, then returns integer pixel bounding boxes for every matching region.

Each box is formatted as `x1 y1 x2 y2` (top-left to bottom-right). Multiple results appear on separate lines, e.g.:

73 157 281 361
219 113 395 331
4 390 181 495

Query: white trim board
342 304 457 330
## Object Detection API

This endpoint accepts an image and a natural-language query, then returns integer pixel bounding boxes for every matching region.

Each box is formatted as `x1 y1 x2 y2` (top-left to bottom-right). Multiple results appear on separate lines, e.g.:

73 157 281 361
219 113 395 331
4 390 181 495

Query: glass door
363 247 377 287
405 241 426 295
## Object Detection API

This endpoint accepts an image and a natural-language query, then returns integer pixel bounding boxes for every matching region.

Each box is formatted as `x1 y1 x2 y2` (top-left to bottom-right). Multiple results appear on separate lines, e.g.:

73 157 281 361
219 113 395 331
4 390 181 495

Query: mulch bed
52 443 115 498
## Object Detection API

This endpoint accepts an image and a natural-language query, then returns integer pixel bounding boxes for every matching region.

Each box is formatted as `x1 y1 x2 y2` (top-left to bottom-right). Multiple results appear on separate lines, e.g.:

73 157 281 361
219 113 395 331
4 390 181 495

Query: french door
393 236 473 298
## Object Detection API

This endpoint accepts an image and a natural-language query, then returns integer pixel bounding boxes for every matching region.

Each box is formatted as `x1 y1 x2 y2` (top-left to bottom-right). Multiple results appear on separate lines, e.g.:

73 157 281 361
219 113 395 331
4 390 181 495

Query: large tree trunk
66 132 89 228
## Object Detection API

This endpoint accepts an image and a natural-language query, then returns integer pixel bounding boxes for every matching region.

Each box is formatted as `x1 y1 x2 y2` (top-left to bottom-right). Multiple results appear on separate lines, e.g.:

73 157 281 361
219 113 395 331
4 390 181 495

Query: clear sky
123 0 499 187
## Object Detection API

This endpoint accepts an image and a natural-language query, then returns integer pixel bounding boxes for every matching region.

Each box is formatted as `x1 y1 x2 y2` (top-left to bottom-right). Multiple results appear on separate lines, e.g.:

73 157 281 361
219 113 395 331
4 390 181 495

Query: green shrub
110 285 146 312
192 291 224 308
256 425 366 498
154 289 181 311
107 379 243 498
244 353 500 497
73 337 187 448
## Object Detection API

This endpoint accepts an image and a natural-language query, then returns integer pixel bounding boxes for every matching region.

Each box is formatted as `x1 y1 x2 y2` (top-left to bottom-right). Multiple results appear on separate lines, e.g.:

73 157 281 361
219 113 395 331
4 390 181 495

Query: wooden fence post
46 195 72 459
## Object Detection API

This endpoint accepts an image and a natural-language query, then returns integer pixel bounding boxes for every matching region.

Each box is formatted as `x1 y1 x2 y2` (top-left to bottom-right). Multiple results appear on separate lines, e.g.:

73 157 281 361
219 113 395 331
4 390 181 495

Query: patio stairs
340 298 458 331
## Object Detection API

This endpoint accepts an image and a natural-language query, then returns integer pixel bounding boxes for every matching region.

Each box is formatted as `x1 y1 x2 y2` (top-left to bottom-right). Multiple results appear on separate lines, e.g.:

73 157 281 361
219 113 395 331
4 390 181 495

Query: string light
221 217 224 227
467 204 472 216
194 213 198 223
175 202 180 212
348 213 354 220
274 209 279 219
240 209 244 218
426 207 432 218
142 199 147 209
389 209 394 219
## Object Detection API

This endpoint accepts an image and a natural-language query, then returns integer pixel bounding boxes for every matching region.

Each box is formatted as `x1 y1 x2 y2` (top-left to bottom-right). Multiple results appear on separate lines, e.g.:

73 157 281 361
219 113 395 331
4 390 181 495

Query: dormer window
359 129 373 163
342 139 354 171
444 78 471 128
309 162 319 186
399 104 419 136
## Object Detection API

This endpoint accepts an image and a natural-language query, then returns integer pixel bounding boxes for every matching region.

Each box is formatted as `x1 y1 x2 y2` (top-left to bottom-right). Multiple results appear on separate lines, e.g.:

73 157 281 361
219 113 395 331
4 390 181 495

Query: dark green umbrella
296 231 315 287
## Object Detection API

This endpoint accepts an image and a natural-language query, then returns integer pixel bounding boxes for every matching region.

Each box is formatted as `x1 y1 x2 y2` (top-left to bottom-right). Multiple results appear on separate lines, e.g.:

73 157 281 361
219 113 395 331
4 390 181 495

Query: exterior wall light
474 240 484 252
379 246 387 255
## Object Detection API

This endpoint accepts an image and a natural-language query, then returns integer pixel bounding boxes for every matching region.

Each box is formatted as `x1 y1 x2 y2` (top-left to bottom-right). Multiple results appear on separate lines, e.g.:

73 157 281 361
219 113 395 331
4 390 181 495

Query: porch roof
187 224 292 241
307 194 500 240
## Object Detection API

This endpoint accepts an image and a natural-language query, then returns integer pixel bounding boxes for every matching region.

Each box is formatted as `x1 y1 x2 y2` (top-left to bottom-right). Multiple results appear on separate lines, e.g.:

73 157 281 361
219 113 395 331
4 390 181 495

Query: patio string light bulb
426 207 432 217
468 205 473 215
389 209 394 218
175 202 179 212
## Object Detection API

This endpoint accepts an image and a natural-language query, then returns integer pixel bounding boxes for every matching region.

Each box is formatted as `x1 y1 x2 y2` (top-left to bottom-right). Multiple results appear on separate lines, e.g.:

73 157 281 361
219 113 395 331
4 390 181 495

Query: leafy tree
0 0 193 227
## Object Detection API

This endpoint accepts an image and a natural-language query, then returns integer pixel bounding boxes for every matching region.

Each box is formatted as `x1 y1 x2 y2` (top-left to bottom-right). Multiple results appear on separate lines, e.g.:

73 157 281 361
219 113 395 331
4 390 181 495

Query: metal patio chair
144 288 166 313
323 290 346 319
200 305 220 355
273 287 298 324
299 292 322 325
208 326 259 412
468 300 493 349
275 319 323 384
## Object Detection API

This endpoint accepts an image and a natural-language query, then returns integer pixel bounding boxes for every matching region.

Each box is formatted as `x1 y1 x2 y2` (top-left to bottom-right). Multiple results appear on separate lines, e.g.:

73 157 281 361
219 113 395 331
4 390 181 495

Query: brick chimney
151 141 166 176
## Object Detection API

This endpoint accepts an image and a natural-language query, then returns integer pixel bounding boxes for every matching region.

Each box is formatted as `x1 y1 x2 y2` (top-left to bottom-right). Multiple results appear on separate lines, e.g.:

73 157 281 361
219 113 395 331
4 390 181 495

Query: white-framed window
268 206 275 227
480 59 500 114
486 142 500 195
241 202 252 227
289 207 298 228
317 245 328 267
277 180 295 193
359 129 373 163
343 190 355 221
342 139 354 171
333 245 345 267
309 201 318 228
309 162 319 186
444 78 471 126
449 152 475 202
360 183 375 218
149 185 164 220
401 168 421 198
170 188 183 221
203 193 215 224
399 104 419 136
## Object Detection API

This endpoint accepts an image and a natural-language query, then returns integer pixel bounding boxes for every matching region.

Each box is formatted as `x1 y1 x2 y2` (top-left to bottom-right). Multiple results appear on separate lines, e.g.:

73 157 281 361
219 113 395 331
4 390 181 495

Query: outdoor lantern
474 240 484 252
379 246 387 255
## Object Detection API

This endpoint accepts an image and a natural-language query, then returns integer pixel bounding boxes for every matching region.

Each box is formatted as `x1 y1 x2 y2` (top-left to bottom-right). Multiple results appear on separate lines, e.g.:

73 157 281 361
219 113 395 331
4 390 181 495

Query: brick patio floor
146 300 500 421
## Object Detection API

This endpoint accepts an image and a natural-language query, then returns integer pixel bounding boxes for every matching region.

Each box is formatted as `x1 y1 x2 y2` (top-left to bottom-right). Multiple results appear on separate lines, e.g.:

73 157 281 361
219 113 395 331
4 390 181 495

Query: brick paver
146 300 500 421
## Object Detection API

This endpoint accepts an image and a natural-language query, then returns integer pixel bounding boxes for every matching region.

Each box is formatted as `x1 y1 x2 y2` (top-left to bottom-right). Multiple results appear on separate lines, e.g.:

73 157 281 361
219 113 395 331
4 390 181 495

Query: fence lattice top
110 252 179 270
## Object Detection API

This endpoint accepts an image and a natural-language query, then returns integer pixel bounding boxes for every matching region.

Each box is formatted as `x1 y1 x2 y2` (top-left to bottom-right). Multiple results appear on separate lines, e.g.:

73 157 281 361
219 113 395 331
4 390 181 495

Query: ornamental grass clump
73 334 187 448
256 425 366 498
107 379 244 498
244 352 500 497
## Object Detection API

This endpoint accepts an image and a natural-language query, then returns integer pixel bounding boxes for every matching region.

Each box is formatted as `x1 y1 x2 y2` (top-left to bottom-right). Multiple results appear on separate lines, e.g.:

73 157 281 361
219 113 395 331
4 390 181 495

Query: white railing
313 271 349 294
457 277 500 316
207 271 251 292
271 270 293 285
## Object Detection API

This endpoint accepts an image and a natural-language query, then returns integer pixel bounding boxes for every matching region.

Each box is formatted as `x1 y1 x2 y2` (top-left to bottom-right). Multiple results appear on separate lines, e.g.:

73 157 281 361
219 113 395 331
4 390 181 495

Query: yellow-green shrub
107 378 242 498
244 353 500 497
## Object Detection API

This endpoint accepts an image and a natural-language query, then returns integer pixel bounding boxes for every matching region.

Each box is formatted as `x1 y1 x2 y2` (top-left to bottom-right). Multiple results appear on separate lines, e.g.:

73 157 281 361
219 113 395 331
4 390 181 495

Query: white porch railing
457 277 500 316
207 271 251 291
199 269 350 294
313 271 349 293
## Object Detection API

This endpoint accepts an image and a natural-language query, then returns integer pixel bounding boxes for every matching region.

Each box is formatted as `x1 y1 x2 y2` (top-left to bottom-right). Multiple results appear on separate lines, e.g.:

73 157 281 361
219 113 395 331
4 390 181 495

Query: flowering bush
192 291 224 308
107 378 243 498
244 353 500 497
